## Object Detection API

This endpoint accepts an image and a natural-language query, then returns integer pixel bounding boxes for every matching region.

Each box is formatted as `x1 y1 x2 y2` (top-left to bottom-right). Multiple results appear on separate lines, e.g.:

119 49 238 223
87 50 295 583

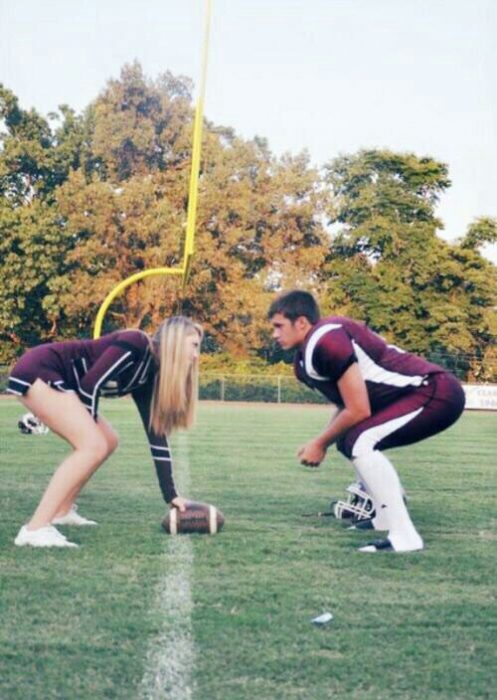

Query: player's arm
298 329 371 466
131 380 183 508
299 364 371 466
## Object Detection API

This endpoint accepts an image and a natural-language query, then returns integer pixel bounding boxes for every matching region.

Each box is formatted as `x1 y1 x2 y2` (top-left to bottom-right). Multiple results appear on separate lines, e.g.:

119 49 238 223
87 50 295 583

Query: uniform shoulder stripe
304 323 342 381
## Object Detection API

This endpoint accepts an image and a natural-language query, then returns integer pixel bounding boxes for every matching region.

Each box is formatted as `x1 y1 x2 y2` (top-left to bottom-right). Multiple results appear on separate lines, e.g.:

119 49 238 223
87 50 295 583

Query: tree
2 77 495 380
460 216 497 251
0 85 88 204
322 149 496 377
44 68 330 355
324 149 451 257
49 169 186 334
91 62 194 180
181 139 330 356
0 86 88 361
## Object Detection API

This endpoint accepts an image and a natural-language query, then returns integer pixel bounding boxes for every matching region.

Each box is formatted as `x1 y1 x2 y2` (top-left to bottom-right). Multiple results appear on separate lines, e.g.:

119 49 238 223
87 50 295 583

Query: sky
2 0 496 260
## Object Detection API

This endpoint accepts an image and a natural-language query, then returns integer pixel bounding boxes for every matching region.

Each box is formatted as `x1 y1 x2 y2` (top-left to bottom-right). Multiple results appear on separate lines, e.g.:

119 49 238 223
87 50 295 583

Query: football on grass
162 501 225 535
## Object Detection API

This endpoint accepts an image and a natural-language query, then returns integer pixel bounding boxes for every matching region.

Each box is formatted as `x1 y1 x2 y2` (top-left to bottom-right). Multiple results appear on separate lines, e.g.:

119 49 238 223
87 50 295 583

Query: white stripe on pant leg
139 433 195 700
350 409 422 528
351 410 424 550
351 407 423 457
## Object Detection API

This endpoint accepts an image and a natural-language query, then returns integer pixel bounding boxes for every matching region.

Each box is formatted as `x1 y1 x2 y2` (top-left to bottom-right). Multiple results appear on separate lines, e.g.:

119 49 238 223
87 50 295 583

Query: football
161 501 225 535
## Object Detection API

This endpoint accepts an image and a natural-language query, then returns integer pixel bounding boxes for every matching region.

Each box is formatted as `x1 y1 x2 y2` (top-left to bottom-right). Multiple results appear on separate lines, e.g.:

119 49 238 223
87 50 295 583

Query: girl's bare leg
18 380 117 530
53 416 119 518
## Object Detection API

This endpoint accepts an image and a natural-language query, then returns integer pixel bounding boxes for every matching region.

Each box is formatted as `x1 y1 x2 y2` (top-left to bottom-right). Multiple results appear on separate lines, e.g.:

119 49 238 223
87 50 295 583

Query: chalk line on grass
139 432 195 700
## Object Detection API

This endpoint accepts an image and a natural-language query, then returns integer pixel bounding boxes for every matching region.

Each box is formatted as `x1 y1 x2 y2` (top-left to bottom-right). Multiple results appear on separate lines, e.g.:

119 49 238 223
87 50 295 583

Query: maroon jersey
8 330 177 502
294 317 445 411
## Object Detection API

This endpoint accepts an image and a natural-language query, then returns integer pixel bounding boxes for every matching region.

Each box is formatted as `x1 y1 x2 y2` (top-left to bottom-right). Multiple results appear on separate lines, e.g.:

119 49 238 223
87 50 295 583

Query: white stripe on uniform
352 407 423 458
304 323 343 380
352 342 424 388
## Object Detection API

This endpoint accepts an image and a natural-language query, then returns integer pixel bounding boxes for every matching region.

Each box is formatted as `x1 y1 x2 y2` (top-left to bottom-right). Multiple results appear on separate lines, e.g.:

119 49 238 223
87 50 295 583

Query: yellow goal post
93 0 213 338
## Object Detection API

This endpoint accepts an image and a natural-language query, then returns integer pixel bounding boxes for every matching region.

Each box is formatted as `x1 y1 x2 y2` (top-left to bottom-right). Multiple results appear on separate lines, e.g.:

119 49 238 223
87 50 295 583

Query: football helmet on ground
18 412 50 436
333 481 375 522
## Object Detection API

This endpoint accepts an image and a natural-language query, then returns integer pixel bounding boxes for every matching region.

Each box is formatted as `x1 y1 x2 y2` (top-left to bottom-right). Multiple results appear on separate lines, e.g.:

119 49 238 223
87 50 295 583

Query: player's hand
297 440 327 468
170 496 188 512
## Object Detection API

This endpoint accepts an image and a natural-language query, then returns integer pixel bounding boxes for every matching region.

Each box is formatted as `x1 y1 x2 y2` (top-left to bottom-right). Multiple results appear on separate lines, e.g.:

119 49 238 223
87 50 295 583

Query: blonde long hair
150 316 203 435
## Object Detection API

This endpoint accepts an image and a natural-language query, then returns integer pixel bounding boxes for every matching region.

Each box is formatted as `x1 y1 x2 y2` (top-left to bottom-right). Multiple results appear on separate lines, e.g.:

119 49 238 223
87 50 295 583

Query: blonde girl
7 316 203 547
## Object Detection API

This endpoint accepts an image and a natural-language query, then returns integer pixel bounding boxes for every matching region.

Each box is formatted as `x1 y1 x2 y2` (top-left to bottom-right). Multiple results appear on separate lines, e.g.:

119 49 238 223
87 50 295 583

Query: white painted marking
139 432 195 700
169 508 177 535
208 505 217 534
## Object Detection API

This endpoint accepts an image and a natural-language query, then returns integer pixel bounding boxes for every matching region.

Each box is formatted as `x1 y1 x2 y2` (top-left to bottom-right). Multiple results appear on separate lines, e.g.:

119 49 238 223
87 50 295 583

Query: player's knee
83 434 110 465
105 430 119 457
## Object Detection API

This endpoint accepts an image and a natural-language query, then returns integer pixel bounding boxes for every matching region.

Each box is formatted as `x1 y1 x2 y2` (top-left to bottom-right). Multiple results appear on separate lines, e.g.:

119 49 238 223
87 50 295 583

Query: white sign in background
462 384 497 411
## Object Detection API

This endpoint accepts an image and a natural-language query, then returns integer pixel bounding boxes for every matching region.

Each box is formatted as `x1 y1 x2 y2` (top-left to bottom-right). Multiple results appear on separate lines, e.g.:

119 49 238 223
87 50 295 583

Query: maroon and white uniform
7 330 178 502
294 317 465 458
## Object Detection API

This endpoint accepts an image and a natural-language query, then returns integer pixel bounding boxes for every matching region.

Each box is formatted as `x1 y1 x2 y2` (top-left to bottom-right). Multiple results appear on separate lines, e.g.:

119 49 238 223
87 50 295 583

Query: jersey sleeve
312 328 357 382
131 377 178 504
78 343 136 419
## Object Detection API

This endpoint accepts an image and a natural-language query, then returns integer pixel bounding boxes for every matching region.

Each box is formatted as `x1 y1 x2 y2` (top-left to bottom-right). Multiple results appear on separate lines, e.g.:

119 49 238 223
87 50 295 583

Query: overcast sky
2 0 496 260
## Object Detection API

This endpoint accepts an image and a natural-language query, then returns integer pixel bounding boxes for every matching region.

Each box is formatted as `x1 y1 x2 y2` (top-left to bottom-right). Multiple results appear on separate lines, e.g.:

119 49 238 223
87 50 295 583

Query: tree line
1 62 496 380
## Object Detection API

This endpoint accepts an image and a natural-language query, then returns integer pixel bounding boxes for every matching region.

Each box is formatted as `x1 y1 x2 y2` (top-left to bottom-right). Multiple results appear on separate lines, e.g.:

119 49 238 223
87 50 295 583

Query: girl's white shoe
52 505 97 526
14 525 78 548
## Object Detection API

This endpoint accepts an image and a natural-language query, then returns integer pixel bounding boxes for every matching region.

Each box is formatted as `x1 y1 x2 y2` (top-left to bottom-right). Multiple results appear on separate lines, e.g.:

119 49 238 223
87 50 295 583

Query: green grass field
1 399 496 700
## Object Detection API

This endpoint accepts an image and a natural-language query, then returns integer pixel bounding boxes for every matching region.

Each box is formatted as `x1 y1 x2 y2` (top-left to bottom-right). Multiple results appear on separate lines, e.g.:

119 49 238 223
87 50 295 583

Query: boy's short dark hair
268 290 321 324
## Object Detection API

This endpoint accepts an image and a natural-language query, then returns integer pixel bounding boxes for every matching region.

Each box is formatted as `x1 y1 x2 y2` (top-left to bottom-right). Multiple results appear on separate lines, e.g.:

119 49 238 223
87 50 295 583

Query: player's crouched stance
269 291 465 554
8 317 202 548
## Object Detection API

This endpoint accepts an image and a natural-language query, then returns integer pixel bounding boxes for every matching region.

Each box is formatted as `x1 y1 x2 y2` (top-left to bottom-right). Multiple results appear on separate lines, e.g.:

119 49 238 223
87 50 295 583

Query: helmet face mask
333 482 375 522
18 412 50 436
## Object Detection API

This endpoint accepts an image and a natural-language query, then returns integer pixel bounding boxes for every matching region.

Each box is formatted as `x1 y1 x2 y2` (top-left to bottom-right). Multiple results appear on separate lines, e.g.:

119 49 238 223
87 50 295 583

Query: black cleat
348 517 375 531
358 538 394 553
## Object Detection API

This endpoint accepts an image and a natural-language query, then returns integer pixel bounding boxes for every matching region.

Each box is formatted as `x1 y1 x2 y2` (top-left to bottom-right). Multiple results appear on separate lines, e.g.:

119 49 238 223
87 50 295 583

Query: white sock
371 504 389 531
352 452 423 552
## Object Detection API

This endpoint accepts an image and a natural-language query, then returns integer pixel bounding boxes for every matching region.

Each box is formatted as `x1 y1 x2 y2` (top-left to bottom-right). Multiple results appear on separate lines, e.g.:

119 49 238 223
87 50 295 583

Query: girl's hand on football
170 496 188 512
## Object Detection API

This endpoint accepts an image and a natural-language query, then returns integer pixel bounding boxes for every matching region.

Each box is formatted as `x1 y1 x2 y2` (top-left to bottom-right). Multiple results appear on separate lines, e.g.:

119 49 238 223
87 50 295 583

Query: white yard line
139 432 196 700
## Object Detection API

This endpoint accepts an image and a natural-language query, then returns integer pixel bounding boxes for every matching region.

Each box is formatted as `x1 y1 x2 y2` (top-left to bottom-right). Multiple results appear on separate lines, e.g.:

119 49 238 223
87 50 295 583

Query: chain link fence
199 373 326 404
0 365 321 403
198 351 497 402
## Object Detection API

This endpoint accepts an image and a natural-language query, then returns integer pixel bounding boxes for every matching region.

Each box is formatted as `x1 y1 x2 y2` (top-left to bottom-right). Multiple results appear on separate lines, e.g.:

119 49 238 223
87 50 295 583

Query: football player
8 317 202 547
269 290 465 553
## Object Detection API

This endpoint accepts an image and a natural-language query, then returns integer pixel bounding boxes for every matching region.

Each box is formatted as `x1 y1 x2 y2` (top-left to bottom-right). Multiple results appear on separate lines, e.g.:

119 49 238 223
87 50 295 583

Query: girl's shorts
7 345 73 396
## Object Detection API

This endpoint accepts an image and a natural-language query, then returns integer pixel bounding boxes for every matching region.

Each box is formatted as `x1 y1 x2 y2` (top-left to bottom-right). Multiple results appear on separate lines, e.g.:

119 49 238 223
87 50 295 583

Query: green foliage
0 85 89 204
326 149 451 229
0 85 96 360
323 150 497 377
460 216 497 250
201 353 292 376
0 198 71 361
91 61 194 181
